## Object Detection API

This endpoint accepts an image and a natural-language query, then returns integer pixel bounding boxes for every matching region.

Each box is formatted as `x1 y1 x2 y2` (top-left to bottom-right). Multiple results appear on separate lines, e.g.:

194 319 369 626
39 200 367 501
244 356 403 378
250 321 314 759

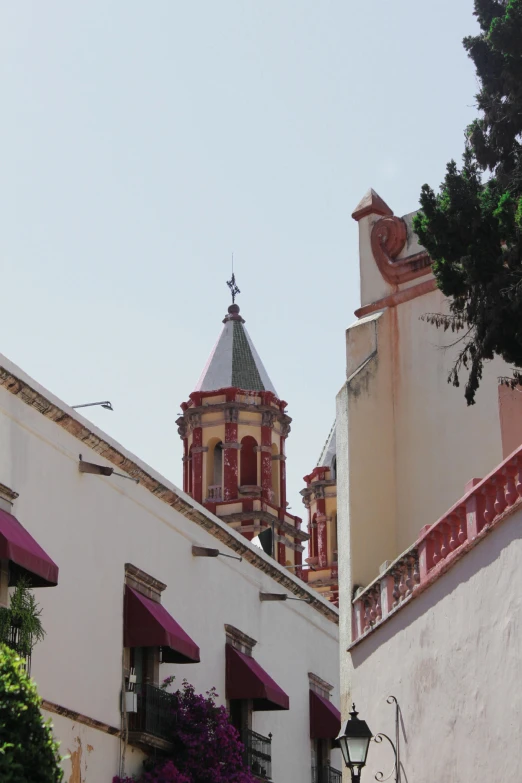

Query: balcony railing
127 683 176 742
351 441 522 644
2 624 32 675
207 485 223 501
312 765 342 783
243 729 272 780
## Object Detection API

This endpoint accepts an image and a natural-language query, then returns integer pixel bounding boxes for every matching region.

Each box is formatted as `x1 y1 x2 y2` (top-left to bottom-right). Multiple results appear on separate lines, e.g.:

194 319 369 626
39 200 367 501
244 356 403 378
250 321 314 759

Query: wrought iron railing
312 765 343 783
3 624 32 675
207 485 223 501
243 728 272 780
127 683 176 741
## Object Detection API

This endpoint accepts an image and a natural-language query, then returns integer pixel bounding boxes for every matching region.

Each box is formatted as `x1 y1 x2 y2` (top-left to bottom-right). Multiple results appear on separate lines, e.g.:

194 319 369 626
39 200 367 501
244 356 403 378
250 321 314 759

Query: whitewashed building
0 341 341 783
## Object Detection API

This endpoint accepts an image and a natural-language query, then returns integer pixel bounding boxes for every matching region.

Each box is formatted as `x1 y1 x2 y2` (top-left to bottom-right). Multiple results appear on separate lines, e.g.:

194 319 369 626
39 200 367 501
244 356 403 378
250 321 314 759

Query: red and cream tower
300 422 339 605
177 279 307 567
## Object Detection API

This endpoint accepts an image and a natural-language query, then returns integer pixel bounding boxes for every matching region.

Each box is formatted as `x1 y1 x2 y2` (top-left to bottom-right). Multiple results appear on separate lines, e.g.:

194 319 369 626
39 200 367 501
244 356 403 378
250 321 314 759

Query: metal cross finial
227 263 240 304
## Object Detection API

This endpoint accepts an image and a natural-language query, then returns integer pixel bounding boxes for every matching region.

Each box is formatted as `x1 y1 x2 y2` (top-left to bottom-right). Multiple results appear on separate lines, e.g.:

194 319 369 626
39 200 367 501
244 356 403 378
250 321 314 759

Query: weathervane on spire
227 253 240 304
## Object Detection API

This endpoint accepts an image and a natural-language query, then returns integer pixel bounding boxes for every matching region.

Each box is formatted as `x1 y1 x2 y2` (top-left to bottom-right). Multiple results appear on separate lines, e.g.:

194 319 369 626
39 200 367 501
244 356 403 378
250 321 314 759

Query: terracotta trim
351 189 392 222
370 216 432 285
0 366 337 624
354 278 438 319
348 494 522 651
41 699 121 737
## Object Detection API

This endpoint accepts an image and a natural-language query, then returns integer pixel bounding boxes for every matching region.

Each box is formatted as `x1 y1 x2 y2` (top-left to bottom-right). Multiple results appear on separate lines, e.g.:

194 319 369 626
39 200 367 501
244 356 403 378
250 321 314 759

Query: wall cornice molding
0 365 337 624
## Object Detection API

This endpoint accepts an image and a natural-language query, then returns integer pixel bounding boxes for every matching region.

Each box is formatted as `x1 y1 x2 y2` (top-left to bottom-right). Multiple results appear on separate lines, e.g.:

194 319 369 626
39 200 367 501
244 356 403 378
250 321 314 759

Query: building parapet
350 443 522 646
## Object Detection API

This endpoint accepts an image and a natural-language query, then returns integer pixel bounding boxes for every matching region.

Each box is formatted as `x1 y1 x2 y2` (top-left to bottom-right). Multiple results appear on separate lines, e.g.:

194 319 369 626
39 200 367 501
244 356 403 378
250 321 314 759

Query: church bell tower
177 277 307 567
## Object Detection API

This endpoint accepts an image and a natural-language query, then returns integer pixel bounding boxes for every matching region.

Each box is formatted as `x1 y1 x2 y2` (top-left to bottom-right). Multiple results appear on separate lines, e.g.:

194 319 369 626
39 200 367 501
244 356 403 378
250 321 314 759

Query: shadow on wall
350 512 522 669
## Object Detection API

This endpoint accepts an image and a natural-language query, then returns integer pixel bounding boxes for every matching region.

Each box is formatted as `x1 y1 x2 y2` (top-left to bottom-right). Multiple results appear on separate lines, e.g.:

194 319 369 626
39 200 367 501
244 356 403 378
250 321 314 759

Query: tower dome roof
194 305 278 396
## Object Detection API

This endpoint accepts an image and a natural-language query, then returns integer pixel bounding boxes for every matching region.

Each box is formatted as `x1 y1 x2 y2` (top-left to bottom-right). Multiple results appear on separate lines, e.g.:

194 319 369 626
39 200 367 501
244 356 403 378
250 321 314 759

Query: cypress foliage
414 0 522 404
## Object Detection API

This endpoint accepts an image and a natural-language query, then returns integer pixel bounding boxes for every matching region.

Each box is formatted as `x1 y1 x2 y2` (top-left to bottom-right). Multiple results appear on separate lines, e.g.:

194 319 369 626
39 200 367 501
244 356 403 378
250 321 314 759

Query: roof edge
0 357 337 624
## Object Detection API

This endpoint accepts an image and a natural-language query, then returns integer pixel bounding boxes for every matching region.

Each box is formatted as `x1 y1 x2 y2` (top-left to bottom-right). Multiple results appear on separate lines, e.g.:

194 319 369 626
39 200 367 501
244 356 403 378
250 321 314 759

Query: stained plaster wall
339 211 507 593
346 506 522 783
337 201 515 768
0 356 340 783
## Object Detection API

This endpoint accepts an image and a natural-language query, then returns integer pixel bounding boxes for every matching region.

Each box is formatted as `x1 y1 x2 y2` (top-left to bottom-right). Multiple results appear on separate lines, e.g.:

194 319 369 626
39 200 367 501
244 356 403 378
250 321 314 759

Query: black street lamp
336 704 373 781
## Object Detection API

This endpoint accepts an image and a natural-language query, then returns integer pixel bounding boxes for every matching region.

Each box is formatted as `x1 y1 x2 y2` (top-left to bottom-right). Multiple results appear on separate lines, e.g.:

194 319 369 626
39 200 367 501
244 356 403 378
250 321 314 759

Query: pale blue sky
0 2 479 519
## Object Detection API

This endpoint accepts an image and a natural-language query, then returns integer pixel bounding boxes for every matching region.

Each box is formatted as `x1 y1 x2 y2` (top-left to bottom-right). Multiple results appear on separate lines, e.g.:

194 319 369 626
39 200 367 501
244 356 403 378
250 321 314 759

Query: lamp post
336 704 373 781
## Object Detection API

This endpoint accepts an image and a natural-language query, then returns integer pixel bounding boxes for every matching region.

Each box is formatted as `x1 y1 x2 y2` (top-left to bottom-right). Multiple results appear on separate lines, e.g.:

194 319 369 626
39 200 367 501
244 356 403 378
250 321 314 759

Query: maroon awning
124 585 200 664
310 689 341 739
226 643 289 711
0 508 59 588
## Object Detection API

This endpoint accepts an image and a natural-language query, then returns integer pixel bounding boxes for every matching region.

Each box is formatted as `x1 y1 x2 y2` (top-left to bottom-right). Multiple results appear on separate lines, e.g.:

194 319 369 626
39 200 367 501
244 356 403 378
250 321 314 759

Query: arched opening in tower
213 441 223 486
240 436 258 486
271 443 280 506
205 438 224 501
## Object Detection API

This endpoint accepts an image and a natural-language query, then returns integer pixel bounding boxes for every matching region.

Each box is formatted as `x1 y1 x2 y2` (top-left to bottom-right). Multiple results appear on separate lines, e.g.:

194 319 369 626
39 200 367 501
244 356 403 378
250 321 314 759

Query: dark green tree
414 0 522 404
0 644 63 783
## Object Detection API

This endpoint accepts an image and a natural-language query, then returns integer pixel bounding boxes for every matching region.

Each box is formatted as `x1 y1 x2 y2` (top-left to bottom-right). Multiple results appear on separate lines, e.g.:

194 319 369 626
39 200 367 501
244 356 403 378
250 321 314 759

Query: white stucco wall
0 356 340 783
346 506 522 783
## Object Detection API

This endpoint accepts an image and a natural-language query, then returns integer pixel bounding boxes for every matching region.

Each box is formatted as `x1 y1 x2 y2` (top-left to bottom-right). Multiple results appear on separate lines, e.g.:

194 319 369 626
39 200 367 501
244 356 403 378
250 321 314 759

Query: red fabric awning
309 689 341 739
0 508 59 588
225 643 289 711
124 585 200 664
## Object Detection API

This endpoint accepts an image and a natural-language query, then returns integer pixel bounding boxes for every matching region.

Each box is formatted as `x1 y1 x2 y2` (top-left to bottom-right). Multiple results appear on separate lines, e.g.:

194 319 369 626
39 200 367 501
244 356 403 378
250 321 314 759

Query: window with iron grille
311 764 342 783
243 728 272 781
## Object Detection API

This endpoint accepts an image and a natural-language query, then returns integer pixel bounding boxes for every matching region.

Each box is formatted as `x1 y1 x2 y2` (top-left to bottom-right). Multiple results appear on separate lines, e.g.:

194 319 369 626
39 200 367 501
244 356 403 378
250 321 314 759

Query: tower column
294 517 303 573
316 497 328 568
277 508 286 565
223 411 239 501
182 437 188 493
280 434 287 509
192 426 204 504
261 411 273 502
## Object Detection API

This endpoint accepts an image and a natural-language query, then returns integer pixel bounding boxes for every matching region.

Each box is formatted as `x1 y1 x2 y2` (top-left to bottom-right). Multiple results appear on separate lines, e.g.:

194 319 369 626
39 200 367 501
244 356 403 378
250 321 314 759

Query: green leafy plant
0 643 63 782
414 0 522 404
0 577 45 657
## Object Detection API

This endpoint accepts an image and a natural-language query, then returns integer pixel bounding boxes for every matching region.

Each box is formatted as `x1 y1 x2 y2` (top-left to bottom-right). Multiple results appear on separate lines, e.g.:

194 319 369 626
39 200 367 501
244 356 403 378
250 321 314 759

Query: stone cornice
0 482 19 502
178 401 291 428
308 672 334 693
125 563 166 601
0 363 337 624
224 624 257 653
222 510 309 541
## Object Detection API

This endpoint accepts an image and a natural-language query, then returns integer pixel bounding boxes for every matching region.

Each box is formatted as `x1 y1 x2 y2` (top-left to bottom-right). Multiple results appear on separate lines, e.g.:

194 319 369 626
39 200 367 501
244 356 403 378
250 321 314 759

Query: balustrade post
380 572 395 619
515 457 522 499
504 465 518 506
418 530 430 583
494 476 508 516
353 597 365 641
465 480 484 540
483 485 496 525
